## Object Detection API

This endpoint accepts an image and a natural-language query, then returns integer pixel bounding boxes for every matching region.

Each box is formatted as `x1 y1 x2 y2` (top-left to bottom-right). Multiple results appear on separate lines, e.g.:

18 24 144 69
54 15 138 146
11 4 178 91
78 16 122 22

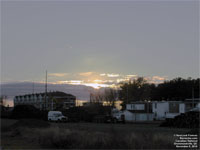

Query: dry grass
2 119 190 149
23 127 176 149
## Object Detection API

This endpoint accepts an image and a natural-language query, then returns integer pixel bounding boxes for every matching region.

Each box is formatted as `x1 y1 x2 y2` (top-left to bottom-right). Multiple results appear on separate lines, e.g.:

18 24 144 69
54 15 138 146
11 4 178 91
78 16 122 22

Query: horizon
1 76 199 102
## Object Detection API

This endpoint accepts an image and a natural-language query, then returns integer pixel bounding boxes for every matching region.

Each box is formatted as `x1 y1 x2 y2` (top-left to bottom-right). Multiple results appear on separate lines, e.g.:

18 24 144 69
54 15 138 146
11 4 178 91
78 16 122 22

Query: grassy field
1 119 193 149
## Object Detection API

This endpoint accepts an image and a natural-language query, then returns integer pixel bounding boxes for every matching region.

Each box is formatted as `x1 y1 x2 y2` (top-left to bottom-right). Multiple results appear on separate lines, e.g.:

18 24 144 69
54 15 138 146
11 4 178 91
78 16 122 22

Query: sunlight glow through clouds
57 80 109 89
83 83 109 89
52 72 167 89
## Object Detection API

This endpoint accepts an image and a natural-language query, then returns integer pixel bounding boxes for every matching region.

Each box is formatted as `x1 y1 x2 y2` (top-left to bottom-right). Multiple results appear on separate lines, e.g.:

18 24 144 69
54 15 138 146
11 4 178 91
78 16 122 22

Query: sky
1 0 199 89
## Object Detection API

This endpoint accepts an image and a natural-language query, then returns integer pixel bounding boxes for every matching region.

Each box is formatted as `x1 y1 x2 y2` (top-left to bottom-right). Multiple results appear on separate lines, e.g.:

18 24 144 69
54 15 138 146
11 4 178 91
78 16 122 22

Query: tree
154 77 199 101
104 88 118 108
119 77 199 109
0 95 7 106
120 77 150 99
90 91 104 105
0 96 3 106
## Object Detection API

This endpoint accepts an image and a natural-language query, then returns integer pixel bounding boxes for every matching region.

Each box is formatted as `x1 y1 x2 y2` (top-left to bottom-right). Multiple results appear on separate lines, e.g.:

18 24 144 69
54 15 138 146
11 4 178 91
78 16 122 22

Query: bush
0 105 13 118
160 111 200 128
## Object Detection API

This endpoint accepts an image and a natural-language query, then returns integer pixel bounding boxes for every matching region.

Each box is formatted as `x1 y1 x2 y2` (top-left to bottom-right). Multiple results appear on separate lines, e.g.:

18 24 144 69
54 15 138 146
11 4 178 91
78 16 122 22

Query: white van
48 111 68 122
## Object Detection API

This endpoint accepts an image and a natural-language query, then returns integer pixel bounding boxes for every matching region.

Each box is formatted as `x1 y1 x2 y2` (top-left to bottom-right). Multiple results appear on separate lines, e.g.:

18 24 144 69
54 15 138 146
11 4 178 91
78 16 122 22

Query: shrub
160 111 200 128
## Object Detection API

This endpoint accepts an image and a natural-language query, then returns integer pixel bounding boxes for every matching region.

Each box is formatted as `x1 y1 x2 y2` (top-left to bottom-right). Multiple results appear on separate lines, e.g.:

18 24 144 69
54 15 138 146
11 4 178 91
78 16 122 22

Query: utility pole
45 70 47 110
32 81 34 94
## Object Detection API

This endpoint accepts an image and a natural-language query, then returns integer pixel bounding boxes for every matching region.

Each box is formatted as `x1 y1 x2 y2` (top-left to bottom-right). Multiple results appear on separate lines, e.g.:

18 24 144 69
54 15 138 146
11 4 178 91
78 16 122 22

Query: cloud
126 74 138 80
100 73 106 76
92 79 114 84
79 72 94 76
83 83 109 89
56 80 109 89
145 76 167 84
57 80 83 84
100 73 120 77
49 73 68 77
93 79 103 83
126 74 138 78
107 74 120 77
152 76 166 81
116 78 128 83
103 80 114 83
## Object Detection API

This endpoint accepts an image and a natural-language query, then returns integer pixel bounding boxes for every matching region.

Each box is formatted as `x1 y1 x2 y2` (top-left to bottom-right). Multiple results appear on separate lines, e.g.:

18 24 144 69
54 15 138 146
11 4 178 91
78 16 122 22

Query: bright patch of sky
41 72 167 89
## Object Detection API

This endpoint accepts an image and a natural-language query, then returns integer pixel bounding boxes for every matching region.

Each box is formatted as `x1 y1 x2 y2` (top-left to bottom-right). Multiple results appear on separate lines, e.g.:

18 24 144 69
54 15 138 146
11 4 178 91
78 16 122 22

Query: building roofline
14 91 76 98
